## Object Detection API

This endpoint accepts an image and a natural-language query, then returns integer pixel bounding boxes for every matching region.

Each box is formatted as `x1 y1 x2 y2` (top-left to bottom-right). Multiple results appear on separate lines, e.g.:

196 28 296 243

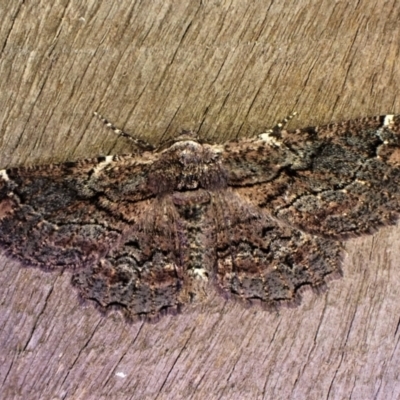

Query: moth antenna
258 111 298 142
93 111 155 151
275 111 298 130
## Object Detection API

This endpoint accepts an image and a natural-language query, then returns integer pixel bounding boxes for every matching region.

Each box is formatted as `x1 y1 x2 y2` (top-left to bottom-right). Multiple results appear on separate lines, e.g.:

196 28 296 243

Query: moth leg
93 111 154 151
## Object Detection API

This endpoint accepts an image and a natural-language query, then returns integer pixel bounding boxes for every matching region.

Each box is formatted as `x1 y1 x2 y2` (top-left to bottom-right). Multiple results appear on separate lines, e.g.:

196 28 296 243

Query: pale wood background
1 1 400 399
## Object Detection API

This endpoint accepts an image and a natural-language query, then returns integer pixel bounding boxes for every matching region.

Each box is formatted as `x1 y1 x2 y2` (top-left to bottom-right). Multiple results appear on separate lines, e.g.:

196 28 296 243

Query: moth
1 113 399 320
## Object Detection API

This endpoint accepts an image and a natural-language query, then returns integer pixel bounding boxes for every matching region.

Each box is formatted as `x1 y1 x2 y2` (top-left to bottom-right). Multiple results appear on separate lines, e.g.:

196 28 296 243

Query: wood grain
1 0 400 398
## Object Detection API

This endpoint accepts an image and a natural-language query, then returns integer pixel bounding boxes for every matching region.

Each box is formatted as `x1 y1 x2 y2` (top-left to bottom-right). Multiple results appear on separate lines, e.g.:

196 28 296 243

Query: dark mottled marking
1 113 400 321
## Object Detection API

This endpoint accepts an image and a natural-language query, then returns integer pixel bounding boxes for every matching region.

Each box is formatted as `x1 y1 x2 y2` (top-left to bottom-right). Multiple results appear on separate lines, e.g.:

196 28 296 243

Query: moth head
174 130 200 143
157 130 201 151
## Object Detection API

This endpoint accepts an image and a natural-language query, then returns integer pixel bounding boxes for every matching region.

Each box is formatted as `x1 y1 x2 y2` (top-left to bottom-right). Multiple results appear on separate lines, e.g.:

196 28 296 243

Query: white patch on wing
92 156 114 175
0 169 10 182
383 114 394 126
258 132 282 147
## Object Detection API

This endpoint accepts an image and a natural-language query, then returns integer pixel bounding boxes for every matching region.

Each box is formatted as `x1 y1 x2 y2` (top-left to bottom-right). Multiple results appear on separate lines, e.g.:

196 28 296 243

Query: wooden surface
1 1 400 399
